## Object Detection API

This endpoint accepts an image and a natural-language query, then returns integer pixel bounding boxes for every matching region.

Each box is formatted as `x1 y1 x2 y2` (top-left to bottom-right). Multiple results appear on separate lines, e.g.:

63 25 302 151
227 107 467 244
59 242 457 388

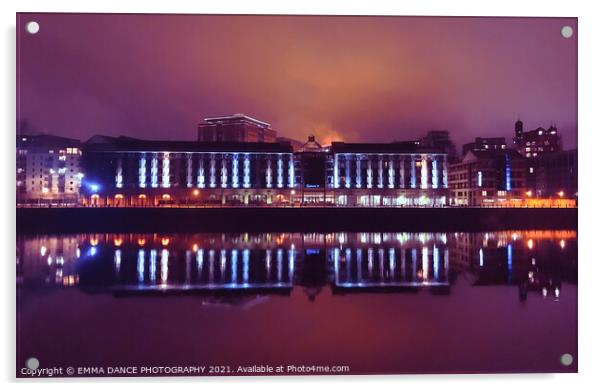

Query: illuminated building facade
80 134 450 207
197 113 278 143
81 136 296 206
448 150 527 207
16 134 83 204
327 141 449 207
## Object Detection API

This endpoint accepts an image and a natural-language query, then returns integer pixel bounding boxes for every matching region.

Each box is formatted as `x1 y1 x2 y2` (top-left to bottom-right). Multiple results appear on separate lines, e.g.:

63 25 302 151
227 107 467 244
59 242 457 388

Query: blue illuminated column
114 249 122 276
266 156 273 188
345 248 352 281
345 155 351 189
209 154 216 188
277 154 284 188
366 159 373 189
232 153 239 188
231 249 238 284
410 156 417 189
356 248 363 282
220 249 227 278
196 248 204 275
220 155 228 188
276 249 283 282
421 156 428 190
433 245 439 281
388 157 395 189
243 154 251 188
288 246 295 283
442 157 448 188
333 247 341 284
186 154 193 188
151 154 158 188
138 153 146 188
160 249 169 285
399 156 405 188
137 249 145 284
161 153 170 188
333 154 339 189
115 158 123 189
377 156 384 189
477 171 483 187
149 249 157 284
479 248 484 267
388 248 396 279
288 155 295 188
243 249 250 285
197 155 205 188
355 155 362 188
367 248 374 278
432 158 439 189
265 249 272 276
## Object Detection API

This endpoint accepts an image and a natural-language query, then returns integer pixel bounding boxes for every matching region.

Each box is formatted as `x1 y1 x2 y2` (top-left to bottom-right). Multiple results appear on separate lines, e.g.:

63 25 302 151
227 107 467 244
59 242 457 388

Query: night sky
17 13 577 148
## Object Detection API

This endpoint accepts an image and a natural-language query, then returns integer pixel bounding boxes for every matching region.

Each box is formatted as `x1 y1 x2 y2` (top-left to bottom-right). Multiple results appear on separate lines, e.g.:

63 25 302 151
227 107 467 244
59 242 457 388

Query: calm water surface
16 231 577 376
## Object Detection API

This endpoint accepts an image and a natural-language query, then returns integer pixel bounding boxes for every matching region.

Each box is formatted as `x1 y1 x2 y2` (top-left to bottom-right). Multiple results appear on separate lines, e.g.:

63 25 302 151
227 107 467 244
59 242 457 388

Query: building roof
461 149 524 163
330 141 442 154
17 134 81 148
202 113 271 128
522 126 559 141
83 135 293 153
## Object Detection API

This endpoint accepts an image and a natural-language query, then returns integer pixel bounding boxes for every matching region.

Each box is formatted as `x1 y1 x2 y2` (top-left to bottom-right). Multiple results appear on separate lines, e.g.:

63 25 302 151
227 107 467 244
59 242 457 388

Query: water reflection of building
17 231 576 303
330 233 449 293
448 230 577 300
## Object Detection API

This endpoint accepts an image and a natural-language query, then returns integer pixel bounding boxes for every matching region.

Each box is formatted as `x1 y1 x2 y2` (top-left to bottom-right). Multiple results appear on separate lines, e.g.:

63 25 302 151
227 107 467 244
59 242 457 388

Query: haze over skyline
17 13 577 148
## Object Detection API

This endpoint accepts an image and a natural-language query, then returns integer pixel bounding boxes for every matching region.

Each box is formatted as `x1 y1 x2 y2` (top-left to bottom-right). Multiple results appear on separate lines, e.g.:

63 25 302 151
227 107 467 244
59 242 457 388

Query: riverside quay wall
16 207 577 234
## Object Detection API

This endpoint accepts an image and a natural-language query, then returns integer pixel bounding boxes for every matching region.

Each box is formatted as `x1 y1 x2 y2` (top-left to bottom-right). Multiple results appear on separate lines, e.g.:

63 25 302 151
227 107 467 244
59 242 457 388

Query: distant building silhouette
419 130 459 162
462 137 507 157
513 119 561 158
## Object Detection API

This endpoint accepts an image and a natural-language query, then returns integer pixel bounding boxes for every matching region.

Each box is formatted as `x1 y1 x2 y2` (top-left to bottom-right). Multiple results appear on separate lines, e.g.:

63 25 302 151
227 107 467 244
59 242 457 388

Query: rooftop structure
198 113 277 143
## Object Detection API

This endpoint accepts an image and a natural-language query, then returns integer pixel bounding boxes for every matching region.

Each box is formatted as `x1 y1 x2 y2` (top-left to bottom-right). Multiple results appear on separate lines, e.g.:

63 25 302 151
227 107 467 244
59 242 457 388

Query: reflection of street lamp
193 189 200 196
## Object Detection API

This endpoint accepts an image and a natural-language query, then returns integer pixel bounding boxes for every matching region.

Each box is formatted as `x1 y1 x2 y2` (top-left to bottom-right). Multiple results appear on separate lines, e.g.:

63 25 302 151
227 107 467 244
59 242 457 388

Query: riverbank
16 207 577 233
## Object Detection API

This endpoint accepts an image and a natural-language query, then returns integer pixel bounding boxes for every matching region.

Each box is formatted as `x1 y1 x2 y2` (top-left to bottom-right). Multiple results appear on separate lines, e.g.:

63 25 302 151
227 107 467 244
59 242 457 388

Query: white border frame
2 1 601 390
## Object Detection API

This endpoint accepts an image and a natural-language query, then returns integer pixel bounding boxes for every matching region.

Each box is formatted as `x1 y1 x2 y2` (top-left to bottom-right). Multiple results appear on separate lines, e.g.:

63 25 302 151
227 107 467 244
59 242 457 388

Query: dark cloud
17 14 577 148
